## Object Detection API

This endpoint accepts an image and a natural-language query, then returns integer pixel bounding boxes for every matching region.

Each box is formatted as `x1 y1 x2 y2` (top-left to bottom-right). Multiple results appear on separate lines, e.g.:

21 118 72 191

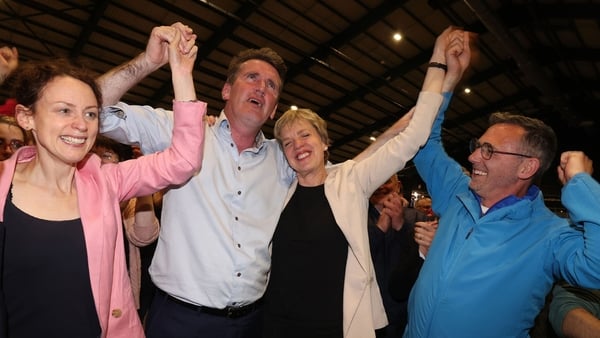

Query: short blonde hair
274 108 330 162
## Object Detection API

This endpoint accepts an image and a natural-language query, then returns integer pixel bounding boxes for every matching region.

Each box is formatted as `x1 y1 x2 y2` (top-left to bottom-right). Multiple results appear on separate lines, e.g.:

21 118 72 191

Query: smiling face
221 59 281 131
16 76 99 166
468 123 535 206
279 118 329 186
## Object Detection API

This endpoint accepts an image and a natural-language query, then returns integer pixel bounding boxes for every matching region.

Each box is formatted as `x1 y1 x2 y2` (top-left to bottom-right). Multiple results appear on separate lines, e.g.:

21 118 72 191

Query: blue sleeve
413 92 471 216
555 173 600 287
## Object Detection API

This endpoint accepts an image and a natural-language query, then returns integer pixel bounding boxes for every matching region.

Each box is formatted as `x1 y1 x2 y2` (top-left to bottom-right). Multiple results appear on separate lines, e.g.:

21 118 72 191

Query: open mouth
248 98 263 107
61 136 86 145
297 152 309 160
472 169 487 176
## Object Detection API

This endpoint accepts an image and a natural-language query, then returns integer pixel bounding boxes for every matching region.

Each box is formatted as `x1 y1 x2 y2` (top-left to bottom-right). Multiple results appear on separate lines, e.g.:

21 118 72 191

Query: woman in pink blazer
0 27 203 337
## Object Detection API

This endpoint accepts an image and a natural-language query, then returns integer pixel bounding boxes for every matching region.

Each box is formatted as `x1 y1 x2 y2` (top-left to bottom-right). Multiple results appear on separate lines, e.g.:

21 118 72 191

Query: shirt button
237 166 241 171
235 216 238 221
237 272 242 277
230 143 234 147
237 191 242 195
111 309 122 318
237 243 241 248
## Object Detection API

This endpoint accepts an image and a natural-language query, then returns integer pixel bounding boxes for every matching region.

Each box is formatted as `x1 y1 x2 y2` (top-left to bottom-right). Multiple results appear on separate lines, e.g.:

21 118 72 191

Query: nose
468 147 481 163
72 114 89 131
255 85 265 97
292 137 306 150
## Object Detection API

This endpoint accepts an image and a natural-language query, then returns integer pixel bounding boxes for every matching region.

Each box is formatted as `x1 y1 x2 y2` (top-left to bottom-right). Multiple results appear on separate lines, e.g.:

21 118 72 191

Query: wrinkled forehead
239 59 282 83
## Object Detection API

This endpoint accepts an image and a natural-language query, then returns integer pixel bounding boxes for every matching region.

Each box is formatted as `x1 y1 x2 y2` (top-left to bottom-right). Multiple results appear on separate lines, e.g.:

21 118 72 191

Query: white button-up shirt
101 103 294 308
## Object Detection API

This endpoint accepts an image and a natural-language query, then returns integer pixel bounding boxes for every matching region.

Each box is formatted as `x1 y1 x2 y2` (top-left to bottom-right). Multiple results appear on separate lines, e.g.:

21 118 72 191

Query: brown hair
12 58 102 111
94 135 134 162
226 48 287 94
489 112 557 181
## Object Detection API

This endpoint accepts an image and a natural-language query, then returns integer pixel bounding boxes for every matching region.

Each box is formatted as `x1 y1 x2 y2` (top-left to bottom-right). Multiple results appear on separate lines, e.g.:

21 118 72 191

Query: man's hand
415 220 439 257
557 151 593 185
144 22 197 71
442 28 472 92
98 22 197 106
376 192 406 232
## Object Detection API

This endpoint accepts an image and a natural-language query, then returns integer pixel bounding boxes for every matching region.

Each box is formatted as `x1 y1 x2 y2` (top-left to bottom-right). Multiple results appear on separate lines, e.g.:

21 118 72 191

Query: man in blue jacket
401 31 600 337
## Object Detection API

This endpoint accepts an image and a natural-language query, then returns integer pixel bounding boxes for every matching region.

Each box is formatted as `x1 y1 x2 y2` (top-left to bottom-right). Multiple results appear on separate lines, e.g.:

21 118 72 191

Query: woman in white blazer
262 27 470 338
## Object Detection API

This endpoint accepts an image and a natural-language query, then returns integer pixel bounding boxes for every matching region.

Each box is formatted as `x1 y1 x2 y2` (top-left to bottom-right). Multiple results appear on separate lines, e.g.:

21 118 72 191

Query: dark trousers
145 290 263 338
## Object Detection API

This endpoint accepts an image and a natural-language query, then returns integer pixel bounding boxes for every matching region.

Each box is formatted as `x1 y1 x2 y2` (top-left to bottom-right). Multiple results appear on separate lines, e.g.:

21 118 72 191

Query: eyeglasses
469 138 533 160
0 138 25 151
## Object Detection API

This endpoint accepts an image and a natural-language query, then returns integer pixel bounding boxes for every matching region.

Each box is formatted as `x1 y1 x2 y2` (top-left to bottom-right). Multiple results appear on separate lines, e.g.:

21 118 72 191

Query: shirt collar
217 111 267 152
475 185 540 215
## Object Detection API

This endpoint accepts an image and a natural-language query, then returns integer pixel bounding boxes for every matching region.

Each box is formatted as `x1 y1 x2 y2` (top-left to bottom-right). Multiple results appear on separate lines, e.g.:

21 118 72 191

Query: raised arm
557 151 594 186
168 26 198 102
109 23 205 202
97 22 196 105
354 26 469 162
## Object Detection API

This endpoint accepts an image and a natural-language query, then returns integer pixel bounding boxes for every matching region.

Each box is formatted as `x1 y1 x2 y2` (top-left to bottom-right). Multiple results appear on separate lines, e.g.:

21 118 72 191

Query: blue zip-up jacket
403 93 600 337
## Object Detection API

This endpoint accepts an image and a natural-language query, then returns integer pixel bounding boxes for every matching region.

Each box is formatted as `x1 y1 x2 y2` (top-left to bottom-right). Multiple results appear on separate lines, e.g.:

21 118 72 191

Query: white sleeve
100 102 175 154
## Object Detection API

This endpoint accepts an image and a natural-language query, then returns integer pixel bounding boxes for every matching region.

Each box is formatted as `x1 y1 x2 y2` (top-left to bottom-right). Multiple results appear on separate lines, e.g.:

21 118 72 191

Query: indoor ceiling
1 0 599 207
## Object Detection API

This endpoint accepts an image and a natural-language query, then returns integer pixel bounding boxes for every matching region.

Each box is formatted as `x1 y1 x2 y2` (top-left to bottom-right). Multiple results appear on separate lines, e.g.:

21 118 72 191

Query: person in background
0 46 18 87
0 46 19 119
413 197 432 217
367 174 419 338
389 198 438 299
92 135 159 321
394 25 600 334
263 26 468 338
0 46 32 151
0 27 204 337
0 116 26 160
549 281 600 337
412 196 438 258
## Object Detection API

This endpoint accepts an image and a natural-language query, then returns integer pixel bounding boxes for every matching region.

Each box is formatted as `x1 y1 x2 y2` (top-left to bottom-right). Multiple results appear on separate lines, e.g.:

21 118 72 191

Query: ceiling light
393 33 402 41
290 105 298 110
464 88 471 94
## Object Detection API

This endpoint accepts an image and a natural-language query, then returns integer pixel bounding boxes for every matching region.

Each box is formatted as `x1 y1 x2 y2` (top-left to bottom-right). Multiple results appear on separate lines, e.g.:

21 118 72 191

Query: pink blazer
0 100 206 337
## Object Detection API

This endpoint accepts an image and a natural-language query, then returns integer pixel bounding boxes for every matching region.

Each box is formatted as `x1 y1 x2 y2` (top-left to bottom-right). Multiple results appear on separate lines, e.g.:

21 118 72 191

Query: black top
264 184 348 338
368 206 424 337
2 193 101 338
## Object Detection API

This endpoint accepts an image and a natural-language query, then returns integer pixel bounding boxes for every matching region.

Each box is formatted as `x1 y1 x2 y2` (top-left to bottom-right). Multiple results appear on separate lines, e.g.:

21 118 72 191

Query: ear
517 157 540 180
14 104 34 131
269 104 278 120
221 83 231 101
